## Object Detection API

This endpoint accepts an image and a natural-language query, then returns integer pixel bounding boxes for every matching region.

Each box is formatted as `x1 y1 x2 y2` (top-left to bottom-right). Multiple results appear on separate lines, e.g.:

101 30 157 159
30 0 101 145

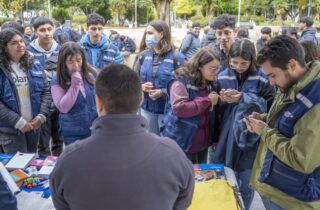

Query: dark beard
278 73 298 93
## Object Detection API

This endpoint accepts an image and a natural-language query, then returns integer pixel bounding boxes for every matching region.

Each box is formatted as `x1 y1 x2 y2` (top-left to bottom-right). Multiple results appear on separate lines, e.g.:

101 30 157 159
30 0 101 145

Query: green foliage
72 16 87 24
176 0 193 16
0 17 14 24
259 20 293 26
95 7 112 22
55 0 111 16
251 15 267 24
190 14 208 27
124 4 155 25
52 7 72 23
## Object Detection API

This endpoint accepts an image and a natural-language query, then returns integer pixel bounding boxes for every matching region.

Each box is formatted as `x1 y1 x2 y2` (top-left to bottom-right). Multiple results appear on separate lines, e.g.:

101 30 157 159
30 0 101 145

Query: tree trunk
153 0 159 19
159 0 170 26
14 10 21 21
118 11 121 25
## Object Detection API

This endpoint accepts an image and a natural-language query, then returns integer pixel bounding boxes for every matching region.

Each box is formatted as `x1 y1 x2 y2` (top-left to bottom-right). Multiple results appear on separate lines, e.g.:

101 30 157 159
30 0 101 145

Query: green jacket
249 61 320 210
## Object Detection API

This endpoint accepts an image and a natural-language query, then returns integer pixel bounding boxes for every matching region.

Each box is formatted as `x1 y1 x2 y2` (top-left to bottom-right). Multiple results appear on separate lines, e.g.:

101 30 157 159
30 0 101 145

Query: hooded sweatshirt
29 39 59 59
80 33 124 68
179 31 200 59
300 27 318 45
201 29 217 47
27 38 60 67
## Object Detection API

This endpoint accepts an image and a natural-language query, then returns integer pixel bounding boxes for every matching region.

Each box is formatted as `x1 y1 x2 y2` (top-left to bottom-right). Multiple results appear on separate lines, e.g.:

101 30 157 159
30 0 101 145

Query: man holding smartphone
244 35 320 209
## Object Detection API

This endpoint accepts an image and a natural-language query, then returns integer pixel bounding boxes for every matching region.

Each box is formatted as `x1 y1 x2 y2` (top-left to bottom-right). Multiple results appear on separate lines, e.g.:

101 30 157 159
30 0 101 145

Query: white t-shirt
11 62 32 122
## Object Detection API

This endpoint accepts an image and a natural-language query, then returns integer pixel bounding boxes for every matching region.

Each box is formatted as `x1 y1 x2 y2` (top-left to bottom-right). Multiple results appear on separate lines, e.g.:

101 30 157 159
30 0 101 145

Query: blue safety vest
162 77 203 151
139 50 184 114
51 77 98 145
82 43 119 70
0 61 46 129
27 44 61 67
259 78 320 202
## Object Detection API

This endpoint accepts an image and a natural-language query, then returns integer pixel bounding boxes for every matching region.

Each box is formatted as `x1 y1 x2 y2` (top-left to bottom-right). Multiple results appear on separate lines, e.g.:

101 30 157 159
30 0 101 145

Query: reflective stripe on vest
259 78 320 202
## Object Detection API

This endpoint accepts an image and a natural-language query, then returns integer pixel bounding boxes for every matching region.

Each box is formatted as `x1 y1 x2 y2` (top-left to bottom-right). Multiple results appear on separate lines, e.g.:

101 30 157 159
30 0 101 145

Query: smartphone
225 89 237 96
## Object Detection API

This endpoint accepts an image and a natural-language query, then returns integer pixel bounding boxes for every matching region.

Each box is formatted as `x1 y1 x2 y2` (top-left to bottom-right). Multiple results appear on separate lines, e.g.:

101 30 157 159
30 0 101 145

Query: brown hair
175 47 220 89
56 41 95 90
229 38 258 73
148 20 175 56
138 29 147 53
300 40 320 64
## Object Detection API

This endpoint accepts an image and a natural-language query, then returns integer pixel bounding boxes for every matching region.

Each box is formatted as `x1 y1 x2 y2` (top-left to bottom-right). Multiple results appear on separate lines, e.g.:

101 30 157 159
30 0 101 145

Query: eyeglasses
205 66 220 72
229 60 250 70
216 30 233 37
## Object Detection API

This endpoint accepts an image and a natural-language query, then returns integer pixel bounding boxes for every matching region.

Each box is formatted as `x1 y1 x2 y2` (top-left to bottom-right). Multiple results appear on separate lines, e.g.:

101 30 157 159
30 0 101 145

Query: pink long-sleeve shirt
51 75 86 114
170 80 212 154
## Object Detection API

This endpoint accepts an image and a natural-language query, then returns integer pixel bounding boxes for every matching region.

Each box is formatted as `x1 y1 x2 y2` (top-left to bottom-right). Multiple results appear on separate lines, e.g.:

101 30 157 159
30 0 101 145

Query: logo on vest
284 111 294 119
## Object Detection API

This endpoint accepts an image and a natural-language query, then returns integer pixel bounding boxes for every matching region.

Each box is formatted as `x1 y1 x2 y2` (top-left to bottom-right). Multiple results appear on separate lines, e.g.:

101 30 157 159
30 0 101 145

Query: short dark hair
300 40 320 63
120 35 126 41
261 27 271 34
110 30 118 35
299 16 314 27
192 22 201 28
23 24 32 30
1 21 24 34
54 21 61 28
213 14 235 30
32 16 54 31
280 26 289 36
289 27 298 35
257 35 306 70
229 39 257 72
95 64 142 114
87 13 105 27
237 28 249 38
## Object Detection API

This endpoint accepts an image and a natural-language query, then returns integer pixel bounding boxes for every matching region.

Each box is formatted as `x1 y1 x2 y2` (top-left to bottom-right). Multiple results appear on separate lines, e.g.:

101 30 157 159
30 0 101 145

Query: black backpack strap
173 50 180 70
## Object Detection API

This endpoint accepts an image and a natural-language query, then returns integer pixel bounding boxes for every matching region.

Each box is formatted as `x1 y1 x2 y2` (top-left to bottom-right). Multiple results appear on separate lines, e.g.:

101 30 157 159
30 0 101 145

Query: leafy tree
176 0 193 19
153 0 171 25
124 0 154 24
109 0 129 25
52 7 72 23
0 0 34 20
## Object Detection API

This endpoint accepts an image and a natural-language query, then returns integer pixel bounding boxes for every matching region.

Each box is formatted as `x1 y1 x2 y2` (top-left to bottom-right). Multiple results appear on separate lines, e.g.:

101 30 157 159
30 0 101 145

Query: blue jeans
235 169 255 210
261 196 283 210
140 108 164 135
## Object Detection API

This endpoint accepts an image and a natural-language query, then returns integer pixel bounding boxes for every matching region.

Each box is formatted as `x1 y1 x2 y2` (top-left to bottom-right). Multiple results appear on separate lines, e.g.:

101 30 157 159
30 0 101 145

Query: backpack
57 27 81 44
44 55 58 82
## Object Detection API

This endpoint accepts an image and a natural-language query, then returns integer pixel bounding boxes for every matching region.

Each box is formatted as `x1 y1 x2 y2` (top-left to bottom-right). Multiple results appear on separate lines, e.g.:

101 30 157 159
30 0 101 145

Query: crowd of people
0 12 320 210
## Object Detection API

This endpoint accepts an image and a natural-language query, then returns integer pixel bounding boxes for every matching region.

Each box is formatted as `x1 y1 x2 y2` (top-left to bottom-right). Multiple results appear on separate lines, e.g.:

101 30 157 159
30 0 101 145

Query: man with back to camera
50 64 194 210
244 35 320 209
80 13 124 70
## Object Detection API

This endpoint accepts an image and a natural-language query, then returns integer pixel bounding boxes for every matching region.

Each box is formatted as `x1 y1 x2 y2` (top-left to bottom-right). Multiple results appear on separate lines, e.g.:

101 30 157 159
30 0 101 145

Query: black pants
38 108 63 156
187 148 208 164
